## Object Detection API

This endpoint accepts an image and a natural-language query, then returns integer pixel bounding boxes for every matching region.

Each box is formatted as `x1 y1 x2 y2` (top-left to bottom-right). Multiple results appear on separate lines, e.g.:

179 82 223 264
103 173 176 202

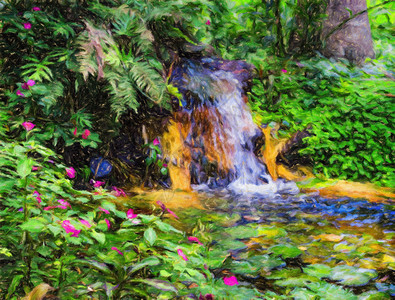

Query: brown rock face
322 0 375 64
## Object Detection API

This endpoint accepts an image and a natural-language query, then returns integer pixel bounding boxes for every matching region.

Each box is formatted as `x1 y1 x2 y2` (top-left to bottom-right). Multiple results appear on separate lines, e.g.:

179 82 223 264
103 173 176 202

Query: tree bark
322 0 375 64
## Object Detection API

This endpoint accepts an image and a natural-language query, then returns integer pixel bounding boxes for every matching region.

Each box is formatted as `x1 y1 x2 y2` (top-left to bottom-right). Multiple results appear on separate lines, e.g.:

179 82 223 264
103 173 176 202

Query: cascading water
165 57 298 196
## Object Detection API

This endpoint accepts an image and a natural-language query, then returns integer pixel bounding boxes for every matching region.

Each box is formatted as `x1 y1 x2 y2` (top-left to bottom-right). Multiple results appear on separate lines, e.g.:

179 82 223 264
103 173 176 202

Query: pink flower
21 83 29 90
93 181 105 188
18 208 23 212
23 23 32 29
80 219 92 228
188 236 203 245
177 249 188 261
73 127 77 136
32 166 39 171
43 206 57 210
27 79 35 86
163 163 168 167
153 138 160 146
66 167 76 179
105 218 111 229
112 187 126 197
62 220 81 237
156 200 166 211
82 129 90 139
206 20 211 25
281 69 287 73
199 294 214 300
16 90 25 97
47 159 55 164
57 199 71 209
33 191 41 204
22 122 35 131
99 207 110 214
223 276 238 286
32 7 40 11
167 208 179 219
127 209 137 219
111 247 123 255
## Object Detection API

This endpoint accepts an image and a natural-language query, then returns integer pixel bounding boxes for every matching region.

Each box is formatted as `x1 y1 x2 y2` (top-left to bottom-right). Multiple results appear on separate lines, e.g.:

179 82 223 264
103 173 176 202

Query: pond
127 189 395 299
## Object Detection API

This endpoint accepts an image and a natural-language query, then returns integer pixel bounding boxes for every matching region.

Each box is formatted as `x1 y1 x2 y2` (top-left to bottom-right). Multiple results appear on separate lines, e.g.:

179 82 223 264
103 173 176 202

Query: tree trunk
322 0 375 64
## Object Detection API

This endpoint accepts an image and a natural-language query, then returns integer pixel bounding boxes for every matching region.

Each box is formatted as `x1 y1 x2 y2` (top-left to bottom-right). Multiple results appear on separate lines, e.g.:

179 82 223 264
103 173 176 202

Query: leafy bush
249 56 394 186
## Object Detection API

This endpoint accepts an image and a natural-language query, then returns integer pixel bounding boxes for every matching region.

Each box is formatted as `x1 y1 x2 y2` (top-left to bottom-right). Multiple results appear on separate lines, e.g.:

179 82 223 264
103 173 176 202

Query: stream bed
128 190 395 299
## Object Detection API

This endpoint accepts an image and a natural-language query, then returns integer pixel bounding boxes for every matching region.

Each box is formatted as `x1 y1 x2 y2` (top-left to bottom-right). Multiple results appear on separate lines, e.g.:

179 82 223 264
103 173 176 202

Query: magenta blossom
156 200 166 211
66 167 76 179
80 219 92 228
21 83 29 90
16 90 25 97
105 218 111 229
206 20 211 25
57 199 71 209
27 79 35 86
32 166 39 171
23 23 32 29
177 249 188 261
73 127 77 136
43 206 57 211
22 122 35 131
281 69 287 73
93 181 105 188
199 294 214 300
99 207 110 214
112 186 126 197
111 247 123 255
223 276 238 286
18 208 23 212
188 236 203 245
61 220 81 237
167 208 179 219
82 129 90 139
33 191 41 204
127 209 137 219
163 163 168 168
32 7 41 11
152 138 160 146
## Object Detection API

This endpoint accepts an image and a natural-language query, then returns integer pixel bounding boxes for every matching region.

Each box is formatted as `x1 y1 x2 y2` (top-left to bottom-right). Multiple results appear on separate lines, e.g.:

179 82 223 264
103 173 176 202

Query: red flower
82 129 90 139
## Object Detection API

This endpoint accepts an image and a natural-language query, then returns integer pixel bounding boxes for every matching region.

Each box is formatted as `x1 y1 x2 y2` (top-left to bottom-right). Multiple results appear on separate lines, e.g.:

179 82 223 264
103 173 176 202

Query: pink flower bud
22 122 35 131
177 249 188 261
111 247 123 255
23 23 32 30
32 7 41 11
223 276 238 286
16 90 25 97
66 167 76 179
82 129 90 139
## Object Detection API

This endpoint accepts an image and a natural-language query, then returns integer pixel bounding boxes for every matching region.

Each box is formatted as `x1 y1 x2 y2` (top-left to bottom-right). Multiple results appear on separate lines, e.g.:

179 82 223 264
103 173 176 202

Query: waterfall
166 57 298 196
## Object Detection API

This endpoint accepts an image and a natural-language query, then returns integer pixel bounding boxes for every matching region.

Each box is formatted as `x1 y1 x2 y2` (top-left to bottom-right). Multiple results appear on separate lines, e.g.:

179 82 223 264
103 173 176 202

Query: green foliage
249 55 394 186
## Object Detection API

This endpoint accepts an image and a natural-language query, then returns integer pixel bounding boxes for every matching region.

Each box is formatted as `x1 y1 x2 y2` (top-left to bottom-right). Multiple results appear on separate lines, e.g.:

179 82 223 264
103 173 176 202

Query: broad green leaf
137 279 177 293
129 256 160 274
16 157 34 178
269 244 303 259
144 227 157 246
303 264 332 279
91 231 106 244
6 275 24 298
20 219 46 233
155 220 182 234
329 265 378 286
